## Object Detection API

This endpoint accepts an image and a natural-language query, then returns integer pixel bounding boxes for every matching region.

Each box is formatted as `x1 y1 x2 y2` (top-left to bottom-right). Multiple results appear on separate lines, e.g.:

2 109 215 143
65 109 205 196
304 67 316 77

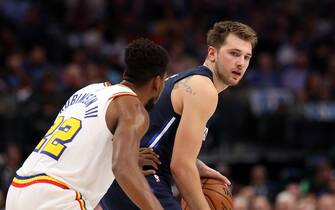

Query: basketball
181 178 233 210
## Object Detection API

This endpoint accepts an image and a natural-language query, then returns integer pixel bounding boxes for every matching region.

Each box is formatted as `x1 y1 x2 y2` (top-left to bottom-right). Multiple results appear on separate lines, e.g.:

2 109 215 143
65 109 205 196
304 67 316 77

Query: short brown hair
207 21 258 49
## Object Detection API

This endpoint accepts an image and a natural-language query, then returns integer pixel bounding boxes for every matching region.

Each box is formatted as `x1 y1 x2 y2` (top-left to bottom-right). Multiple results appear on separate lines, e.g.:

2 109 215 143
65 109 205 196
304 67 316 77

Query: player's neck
203 60 229 93
119 80 151 105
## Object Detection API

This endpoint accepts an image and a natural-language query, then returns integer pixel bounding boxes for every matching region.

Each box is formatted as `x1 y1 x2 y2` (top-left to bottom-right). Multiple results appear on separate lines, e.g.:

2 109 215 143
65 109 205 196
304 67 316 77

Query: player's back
140 66 213 185
16 82 136 208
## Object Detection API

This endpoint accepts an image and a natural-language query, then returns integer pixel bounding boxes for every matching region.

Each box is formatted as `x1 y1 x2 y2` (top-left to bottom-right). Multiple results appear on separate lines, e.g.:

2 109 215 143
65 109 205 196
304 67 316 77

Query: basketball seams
204 194 217 210
202 187 232 198
202 188 233 206
181 178 233 209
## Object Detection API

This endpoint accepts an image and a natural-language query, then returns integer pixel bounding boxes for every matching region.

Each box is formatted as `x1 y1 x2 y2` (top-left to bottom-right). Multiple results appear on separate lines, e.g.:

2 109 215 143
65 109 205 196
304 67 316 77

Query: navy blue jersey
141 65 213 185
100 66 214 210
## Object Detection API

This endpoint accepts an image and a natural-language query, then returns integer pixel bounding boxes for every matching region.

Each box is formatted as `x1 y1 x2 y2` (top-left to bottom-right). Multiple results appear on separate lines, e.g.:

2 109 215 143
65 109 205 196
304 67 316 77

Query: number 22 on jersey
34 116 82 160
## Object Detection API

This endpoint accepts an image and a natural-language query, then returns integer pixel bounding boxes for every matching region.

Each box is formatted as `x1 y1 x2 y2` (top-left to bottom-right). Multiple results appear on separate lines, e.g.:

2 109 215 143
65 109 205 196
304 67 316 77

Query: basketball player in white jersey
5 38 168 210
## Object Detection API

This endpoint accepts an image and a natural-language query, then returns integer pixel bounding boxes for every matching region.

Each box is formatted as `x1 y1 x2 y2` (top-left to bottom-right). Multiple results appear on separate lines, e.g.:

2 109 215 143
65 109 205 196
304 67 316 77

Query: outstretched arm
107 96 162 210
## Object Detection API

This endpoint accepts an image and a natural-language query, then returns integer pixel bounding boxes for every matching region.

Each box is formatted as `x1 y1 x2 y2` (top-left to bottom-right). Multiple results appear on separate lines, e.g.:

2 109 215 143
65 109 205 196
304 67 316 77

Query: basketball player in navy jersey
100 21 258 210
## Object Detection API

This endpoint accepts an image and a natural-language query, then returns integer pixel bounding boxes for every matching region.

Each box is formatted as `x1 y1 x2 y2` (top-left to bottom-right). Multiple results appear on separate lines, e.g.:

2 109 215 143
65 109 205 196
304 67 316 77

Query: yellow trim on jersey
76 191 87 210
12 173 87 210
12 173 69 189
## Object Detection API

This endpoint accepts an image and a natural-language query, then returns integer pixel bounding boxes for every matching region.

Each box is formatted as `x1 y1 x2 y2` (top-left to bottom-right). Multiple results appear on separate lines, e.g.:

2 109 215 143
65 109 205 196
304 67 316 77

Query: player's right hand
138 148 161 176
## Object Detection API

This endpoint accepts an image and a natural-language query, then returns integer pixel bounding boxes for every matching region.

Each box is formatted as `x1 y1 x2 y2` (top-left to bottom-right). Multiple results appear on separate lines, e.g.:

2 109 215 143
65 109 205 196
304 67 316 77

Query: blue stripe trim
85 110 98 115
15 173 47 180
146 132 160 147
148 117 176 148
146 117 174 147
153 143 160 149
84 115 98 118
86 106 98 113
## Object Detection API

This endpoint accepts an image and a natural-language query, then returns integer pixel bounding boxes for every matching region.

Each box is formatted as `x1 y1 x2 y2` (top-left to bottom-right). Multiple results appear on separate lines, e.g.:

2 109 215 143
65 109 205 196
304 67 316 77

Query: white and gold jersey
16 82 136 208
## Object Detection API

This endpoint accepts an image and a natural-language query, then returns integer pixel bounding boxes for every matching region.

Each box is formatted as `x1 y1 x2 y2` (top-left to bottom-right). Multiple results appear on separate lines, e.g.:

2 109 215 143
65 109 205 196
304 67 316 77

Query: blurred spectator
275 191 296 210
0 189 4 210
310 160 333 195
246 52 280 88
310 42 332 74
0 143 23 195
61 63 85 99
250 165 277 200
285 182 302 201
275 30 304 67
234 195 249 210
3 51 27 91
280 51 309 97
303 72 329 102
325 54 335 100
327 173 335 195
167 41 198 75
22 46 50 85
84 62 107 84
0 0 31 23
316 194 335 210
250 195 272 210
296 194 317 210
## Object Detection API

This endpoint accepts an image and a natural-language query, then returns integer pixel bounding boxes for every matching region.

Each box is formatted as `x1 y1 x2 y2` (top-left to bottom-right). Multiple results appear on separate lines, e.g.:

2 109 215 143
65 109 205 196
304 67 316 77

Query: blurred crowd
0 0 334 209
231 160 335 210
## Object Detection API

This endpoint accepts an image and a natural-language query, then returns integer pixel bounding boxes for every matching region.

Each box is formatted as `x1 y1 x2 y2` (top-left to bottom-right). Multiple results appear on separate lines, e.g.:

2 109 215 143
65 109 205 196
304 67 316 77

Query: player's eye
230 52 239 57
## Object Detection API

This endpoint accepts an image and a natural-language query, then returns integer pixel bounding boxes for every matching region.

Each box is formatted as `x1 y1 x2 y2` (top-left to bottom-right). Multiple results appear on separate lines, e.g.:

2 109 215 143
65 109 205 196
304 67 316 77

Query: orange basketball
181 178 233 210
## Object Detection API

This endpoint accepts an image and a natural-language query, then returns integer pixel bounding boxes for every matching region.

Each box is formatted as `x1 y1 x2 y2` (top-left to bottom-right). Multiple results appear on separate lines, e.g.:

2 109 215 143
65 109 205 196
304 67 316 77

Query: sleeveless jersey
16 82 136 208
140 65 213 185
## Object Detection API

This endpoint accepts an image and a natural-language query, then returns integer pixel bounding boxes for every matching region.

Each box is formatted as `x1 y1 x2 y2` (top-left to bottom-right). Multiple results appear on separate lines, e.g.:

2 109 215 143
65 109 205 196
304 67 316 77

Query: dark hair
124 38 169 85
207 21 258 49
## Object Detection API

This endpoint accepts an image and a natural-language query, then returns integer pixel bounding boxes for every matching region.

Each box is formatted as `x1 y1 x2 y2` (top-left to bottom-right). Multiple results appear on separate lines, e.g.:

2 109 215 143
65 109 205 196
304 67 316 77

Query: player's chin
229 79 240 86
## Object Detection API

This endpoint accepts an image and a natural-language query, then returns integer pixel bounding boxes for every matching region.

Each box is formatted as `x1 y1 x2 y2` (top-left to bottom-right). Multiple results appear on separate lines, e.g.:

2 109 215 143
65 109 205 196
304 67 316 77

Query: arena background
0 0 334 209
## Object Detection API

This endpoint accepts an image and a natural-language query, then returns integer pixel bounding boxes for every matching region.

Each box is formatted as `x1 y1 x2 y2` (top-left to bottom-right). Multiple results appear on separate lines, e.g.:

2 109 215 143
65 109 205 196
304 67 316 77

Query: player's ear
207 46 217 62
152 75 161 91
152 74 165 94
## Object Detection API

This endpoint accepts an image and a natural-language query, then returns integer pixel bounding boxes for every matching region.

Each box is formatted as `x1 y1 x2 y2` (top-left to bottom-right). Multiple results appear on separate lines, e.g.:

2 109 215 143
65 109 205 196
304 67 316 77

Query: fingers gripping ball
181 178 233 210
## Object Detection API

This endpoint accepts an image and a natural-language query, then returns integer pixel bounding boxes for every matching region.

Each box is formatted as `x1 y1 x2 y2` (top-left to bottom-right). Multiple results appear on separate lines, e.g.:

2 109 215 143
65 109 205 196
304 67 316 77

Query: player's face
214 33 252 86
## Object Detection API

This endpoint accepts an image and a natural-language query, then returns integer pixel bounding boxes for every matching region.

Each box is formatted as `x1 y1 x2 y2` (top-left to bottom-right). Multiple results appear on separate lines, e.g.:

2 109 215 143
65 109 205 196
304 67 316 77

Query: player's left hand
197 159 231 186
138 148 161 176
